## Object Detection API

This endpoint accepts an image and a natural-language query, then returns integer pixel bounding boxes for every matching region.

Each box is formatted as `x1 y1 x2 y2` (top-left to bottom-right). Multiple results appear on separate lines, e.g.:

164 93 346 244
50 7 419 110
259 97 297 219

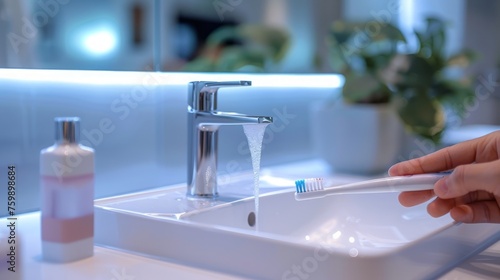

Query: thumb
434 160 500 199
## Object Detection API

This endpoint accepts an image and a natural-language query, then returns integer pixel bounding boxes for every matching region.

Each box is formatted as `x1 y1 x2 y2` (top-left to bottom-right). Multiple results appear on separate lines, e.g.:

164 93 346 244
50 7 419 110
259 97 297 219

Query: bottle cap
55 117 80 144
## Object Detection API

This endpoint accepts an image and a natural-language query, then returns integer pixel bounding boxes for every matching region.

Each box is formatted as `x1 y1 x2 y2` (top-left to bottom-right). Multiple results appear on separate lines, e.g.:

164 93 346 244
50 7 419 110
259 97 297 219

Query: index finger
388 137 480 176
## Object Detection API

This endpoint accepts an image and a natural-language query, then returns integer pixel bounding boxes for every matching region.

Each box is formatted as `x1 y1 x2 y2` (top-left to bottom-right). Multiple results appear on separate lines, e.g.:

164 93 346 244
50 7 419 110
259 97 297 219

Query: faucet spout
196 112 273 127
187 81 273 198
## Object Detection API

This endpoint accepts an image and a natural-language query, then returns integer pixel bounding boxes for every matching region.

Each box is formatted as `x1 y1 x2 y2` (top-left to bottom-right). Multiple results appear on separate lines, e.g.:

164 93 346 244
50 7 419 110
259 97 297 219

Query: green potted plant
311 17 476 174
182 24 290 72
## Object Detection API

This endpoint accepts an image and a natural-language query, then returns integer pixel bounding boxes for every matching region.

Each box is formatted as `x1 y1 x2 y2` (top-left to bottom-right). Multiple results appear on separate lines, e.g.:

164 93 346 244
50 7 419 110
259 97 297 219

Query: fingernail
387 165 398 176
387 167 394 176
435 177 449 197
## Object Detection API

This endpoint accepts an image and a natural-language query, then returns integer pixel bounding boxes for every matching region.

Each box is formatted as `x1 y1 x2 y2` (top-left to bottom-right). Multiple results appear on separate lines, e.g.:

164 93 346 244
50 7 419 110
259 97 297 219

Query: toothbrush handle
295 173 447 200
336 174 446 193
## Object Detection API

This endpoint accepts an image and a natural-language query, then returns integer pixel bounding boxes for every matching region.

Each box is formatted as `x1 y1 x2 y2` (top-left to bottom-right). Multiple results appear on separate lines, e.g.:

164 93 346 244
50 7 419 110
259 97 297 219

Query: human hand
388 131 500 223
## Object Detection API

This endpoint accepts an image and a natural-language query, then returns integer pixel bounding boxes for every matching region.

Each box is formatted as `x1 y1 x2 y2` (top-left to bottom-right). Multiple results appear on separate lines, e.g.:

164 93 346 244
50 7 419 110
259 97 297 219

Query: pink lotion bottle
40 117 95 262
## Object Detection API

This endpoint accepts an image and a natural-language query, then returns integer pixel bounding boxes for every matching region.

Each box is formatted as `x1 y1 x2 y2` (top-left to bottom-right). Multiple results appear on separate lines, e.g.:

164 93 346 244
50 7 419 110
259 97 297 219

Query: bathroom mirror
0 0 341 72
0 0 499 73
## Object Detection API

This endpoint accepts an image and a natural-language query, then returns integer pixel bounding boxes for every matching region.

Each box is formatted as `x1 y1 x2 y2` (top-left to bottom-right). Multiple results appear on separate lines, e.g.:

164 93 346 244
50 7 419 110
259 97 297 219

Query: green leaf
205 26 242 47
425 17 446 38
396 90 446 143
372 23 407 43
182 57 216 72
326 39 349 72
330 21 364 44
432 79 476 118
215 47 267 72
185 24 290 72
394 55 435 90
415 16 449 69
414 31 428 56
446 49 478 67
330 21 405 56
361 52 394 73
342 73 391 104
423 17 446 55
430 28 445 56
239 24 291 62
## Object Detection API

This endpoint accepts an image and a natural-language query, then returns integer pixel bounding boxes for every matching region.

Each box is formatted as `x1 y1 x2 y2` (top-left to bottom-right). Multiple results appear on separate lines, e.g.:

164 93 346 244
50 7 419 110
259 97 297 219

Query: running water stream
243 124 269 231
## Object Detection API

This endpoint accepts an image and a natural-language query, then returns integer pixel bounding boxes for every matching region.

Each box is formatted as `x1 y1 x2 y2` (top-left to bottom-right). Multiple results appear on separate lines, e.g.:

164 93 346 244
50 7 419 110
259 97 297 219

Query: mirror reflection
0 0 498 74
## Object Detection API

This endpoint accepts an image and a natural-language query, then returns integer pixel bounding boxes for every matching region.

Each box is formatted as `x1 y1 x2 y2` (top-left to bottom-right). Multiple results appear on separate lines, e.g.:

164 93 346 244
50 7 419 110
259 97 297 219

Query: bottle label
41 214 93 243
40 175 94 219
40 174 94 243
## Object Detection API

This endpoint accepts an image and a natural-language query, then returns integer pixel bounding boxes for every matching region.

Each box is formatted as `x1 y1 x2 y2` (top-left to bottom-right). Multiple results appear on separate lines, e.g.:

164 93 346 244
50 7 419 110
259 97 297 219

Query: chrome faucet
187 81 273 198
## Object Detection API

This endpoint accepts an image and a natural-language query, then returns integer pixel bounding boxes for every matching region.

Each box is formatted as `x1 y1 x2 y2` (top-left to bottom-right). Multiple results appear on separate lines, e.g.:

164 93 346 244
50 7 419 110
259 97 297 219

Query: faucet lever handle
201 81 251 88
189 80 252 112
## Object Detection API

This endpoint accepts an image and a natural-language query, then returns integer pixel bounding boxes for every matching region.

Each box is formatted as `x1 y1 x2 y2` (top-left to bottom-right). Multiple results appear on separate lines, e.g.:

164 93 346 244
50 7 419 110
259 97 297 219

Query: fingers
426 197 456 218
389 132 500 223
388 136 483 176
388 158 426 176
450 202 500 223
434 160 500 199
398 190 435 207
419 191 500 223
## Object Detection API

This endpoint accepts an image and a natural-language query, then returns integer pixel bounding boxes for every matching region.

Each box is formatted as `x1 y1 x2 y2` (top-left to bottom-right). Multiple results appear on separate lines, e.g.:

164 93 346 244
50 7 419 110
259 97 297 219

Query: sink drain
247 212 256 227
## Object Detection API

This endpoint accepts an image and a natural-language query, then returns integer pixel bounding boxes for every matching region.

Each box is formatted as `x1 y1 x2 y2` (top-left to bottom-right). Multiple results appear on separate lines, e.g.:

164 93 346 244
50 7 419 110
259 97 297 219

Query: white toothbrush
294 173 449 201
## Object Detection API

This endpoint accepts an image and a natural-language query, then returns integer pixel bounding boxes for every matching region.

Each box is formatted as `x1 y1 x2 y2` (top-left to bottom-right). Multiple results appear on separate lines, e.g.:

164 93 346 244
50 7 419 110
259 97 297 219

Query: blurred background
1 0 499 125
0 0 497 74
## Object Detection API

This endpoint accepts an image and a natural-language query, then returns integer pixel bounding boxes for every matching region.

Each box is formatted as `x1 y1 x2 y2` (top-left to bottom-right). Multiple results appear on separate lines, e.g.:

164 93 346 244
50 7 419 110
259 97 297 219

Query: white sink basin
94 174 500 280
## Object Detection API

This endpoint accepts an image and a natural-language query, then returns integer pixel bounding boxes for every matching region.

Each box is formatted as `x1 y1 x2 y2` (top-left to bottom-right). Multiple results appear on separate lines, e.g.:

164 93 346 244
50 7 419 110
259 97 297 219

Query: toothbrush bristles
295 178 324 193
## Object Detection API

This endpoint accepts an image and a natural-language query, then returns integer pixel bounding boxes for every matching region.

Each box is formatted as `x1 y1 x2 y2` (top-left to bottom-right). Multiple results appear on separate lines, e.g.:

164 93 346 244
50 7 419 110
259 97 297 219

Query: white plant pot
310 101 403 175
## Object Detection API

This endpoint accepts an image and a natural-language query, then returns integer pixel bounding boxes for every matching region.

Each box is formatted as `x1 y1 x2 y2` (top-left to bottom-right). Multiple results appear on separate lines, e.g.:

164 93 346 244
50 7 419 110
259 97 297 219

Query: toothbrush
294 173 448 201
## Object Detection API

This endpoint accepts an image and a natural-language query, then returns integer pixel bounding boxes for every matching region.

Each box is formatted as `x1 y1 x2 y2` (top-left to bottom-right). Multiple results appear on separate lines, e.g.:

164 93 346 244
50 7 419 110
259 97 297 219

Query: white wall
1 0 38 68
0 1 6 66
460 0 500 125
